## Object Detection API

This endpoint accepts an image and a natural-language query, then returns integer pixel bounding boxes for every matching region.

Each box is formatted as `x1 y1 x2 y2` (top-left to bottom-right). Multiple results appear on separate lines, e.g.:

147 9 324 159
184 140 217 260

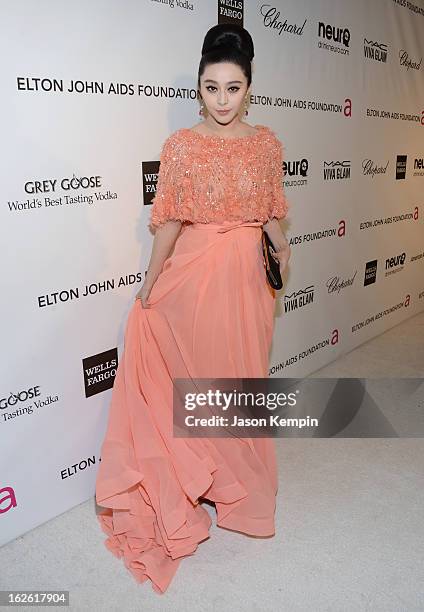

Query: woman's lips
217 109 230 115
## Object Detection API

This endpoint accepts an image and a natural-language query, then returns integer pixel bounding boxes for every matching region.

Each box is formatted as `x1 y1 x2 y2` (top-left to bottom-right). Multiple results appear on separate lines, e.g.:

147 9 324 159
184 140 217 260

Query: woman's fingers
279 249 291 274
134 281 153 307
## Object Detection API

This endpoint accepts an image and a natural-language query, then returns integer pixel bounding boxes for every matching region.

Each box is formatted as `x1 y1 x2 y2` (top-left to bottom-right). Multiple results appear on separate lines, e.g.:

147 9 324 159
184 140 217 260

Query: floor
2 312 423 611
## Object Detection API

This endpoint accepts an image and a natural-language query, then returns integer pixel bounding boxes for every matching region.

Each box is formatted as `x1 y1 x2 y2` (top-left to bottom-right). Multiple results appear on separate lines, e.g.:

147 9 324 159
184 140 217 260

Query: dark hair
197 24 254 91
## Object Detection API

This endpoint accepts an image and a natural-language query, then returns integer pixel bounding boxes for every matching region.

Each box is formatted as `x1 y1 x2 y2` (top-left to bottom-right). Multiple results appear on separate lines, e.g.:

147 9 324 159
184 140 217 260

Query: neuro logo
318 21 350 48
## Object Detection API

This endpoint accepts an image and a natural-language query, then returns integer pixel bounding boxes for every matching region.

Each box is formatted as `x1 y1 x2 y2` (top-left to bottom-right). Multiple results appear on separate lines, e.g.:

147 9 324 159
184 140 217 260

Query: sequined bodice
149 124 288 230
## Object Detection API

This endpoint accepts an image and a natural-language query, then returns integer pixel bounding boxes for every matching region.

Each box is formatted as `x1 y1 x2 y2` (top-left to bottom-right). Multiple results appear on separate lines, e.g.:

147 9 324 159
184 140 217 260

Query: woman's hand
135 280 153 309
263 219 291 276
272 243 291 275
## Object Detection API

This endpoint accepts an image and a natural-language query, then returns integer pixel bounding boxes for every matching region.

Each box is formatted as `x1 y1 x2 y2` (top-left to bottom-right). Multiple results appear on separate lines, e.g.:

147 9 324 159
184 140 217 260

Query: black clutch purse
261 229 283 290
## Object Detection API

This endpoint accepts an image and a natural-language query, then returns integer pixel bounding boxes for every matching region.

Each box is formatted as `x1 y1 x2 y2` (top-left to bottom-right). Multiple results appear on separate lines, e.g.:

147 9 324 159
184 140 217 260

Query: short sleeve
149 132 191 230
268 138 289 221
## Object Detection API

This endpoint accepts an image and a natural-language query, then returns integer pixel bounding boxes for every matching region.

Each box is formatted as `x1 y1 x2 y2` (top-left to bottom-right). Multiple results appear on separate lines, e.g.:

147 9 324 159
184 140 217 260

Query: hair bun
202 24 254 62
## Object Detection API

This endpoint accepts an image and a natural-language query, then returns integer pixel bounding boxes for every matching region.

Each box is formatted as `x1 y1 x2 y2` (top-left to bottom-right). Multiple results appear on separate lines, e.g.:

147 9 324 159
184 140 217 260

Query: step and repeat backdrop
1 0 423 544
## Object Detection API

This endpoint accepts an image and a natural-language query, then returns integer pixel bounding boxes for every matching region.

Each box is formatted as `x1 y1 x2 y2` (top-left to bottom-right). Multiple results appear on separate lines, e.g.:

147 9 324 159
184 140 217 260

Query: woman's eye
206 86 240 93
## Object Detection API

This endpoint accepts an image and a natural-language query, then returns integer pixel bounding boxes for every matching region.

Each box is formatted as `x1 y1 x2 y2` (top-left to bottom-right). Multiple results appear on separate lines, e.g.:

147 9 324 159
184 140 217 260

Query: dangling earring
244 97 249 116
199 100 205 116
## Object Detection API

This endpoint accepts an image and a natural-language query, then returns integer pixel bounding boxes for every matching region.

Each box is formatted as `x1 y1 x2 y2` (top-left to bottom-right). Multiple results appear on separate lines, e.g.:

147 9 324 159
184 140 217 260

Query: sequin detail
149 124 289 230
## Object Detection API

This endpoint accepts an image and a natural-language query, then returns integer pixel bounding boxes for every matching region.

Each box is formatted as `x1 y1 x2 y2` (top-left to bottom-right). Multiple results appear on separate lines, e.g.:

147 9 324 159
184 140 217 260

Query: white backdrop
1 0 423 545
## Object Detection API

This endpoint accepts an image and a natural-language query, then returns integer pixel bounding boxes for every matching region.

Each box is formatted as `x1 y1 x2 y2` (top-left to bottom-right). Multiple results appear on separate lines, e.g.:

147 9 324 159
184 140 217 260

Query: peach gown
95 124 289 594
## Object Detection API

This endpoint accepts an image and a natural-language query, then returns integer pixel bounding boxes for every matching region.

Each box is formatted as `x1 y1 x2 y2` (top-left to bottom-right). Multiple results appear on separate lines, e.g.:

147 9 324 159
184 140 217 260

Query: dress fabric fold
95 220 279 594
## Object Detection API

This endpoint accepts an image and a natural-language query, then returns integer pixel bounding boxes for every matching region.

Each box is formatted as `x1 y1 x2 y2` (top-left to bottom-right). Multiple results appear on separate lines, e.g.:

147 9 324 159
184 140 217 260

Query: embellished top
148 124 288 230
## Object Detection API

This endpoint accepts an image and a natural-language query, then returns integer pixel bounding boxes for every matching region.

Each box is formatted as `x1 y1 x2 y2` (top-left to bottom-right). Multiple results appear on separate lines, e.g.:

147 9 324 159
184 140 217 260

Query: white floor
2 312 424 611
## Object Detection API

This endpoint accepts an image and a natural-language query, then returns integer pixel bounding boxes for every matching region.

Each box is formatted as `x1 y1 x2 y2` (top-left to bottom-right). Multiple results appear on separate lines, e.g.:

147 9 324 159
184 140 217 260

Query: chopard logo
399 49 422 71
260 4 307 37
362 159 389 178
326 272 357 294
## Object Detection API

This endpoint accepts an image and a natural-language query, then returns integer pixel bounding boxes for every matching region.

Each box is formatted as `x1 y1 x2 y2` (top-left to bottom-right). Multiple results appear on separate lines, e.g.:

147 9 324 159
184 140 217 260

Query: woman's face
199 61 249 126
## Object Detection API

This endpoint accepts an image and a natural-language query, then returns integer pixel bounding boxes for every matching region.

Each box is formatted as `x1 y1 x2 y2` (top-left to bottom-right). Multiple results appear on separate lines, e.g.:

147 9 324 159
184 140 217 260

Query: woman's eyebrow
203 79 244 85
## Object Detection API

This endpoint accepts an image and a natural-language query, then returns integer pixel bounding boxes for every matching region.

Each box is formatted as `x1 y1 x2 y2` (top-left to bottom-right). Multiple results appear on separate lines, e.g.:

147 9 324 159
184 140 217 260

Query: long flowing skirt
95 220 278 594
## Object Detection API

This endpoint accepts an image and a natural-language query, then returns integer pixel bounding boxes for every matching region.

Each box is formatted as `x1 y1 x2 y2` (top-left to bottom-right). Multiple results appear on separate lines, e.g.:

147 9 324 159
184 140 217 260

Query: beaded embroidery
149 124 288 230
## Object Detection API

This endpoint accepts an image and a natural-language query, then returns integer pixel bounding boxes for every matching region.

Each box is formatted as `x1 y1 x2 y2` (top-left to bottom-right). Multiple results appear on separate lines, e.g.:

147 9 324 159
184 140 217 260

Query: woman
95 23 291 594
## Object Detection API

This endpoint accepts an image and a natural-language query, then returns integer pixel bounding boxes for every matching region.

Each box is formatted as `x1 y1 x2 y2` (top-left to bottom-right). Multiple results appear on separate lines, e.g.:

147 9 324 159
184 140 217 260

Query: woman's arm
136 220 182 307
137 132 189 307
263 135 291 272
